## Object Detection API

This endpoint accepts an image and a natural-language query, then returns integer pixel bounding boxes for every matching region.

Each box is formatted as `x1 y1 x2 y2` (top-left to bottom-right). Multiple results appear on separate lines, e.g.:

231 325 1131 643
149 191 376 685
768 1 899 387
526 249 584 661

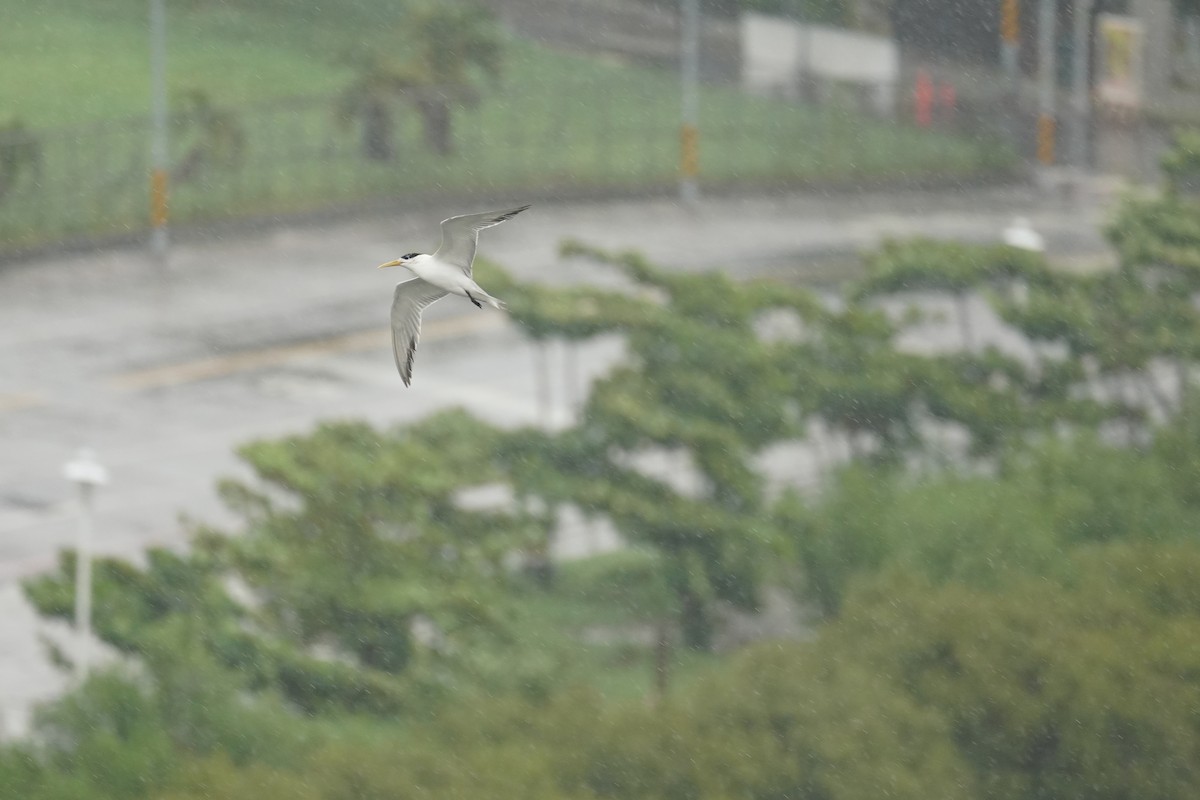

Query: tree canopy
17 151 1200 798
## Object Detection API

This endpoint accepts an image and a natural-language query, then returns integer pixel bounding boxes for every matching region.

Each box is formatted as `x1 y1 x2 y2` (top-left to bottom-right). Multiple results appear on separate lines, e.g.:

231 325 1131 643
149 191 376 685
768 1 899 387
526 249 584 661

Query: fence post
679 0 700 205
1036 0 1057 171
149 0 170 268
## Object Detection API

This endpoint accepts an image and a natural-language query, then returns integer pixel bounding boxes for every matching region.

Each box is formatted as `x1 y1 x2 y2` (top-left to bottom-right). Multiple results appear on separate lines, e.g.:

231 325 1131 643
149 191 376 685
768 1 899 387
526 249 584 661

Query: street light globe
63 448 109 487
1002 216 1046 253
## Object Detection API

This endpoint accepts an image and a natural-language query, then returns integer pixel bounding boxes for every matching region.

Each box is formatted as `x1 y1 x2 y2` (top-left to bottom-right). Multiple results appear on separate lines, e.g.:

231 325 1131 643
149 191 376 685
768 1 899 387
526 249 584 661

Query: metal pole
534 341 552 427
1001 0 1021 83
64 449 107 680
73 483 94 678
1070 0 1094 175
564 340 580 417
679 0 700 205
1036 0 1058 170
149 0 170 267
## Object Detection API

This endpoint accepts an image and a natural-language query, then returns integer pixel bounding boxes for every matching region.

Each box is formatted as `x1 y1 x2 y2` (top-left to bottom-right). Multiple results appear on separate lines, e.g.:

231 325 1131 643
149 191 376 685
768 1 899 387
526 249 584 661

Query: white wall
740 12 899 115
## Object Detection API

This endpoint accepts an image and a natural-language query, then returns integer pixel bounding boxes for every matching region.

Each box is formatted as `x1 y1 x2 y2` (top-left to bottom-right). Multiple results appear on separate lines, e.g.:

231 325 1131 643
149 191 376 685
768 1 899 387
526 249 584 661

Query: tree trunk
679 586 712 651
956 292 976 353
650 619 673 706
419 96 454 155
362 101 394 161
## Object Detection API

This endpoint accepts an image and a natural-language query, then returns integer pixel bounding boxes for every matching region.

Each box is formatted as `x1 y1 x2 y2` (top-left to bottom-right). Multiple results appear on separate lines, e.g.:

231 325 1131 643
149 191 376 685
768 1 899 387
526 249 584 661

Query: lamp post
63 448 108 679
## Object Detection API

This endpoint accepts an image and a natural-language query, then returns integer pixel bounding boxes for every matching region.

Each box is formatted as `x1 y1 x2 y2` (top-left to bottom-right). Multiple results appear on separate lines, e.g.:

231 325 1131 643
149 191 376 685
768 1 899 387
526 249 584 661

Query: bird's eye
402 252 420 260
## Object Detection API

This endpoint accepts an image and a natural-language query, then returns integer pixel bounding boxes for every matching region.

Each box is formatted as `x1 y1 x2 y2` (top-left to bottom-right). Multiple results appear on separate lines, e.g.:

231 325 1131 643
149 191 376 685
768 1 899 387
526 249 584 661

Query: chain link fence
0 77 1011 258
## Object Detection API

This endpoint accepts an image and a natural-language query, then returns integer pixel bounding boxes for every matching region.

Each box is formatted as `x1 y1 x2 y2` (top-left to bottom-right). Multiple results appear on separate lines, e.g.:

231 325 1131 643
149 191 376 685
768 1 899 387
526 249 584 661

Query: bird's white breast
409 255 468 293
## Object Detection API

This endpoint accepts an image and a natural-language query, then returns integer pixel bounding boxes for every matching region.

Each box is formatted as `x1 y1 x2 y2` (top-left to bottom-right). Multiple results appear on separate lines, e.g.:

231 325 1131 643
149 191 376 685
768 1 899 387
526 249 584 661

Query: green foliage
20 541 1200 800
0 119 41 204
172 89 247 182
338 3 505 157
25 410 552 717
782 464 1060 614
1151 393 1200 505
32 671 177 800
785 433 1200 614
402 2 504 88
209 411 552 709
1010 434 1200 545
24 546 237 658
502 246 829 648
148 634 974 800
0 746 45 800
8 653 306 800
0 1 1011 250
19 189 1200 800
799 301 936 459
1108 191 1200 279
670 644 974 800
553 548 674 620
155 755 322 800
1160 128 1200 195
859 237 1054 297
857 239 1110 452
835 548 1200 800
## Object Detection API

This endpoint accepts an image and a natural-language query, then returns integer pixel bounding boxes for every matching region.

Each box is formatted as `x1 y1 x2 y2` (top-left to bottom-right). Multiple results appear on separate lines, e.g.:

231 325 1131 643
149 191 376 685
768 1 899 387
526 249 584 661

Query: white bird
378 204 530 386
1002 216 1046 253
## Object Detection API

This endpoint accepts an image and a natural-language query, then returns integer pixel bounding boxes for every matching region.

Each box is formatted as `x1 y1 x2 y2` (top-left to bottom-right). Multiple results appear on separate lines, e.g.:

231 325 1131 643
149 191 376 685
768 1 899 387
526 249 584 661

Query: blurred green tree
0 119 42 204
496 244 822 650
856 238 1108 456
835 545 1200 800
24 410 551 717
781 432 1200 614
337 3 503 158
172 89 247 183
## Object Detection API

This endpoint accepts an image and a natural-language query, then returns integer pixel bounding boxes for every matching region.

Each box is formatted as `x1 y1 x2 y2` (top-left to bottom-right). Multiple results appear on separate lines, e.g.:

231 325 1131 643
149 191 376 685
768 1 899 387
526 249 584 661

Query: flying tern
378 204 530 386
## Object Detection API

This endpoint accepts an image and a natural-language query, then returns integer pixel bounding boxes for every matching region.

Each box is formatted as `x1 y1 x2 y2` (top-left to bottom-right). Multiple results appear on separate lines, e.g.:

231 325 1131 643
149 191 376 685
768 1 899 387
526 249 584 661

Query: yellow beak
378 259 406 269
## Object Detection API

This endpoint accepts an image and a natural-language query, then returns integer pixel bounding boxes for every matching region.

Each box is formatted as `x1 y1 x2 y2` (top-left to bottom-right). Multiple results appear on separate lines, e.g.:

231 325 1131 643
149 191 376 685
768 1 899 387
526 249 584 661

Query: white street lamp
63 448 108 679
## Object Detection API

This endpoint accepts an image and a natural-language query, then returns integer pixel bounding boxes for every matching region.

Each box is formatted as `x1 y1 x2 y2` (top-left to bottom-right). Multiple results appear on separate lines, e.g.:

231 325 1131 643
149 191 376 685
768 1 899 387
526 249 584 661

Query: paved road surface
0 183 1117 736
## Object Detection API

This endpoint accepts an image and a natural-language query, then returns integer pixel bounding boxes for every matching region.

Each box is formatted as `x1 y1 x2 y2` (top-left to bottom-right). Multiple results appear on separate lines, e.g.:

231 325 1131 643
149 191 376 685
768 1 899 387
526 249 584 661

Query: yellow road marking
0 392 44 413
110 312 503 392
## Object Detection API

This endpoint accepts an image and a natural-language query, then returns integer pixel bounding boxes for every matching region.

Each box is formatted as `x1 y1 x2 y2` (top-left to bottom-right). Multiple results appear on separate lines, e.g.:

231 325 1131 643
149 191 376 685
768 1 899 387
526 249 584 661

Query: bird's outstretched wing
391 278 448 386
433 204 531 275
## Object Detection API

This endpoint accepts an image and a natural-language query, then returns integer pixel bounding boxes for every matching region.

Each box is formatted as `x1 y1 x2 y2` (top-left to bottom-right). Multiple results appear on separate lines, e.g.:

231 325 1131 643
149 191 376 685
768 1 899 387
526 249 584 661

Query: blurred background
6 1 1200 799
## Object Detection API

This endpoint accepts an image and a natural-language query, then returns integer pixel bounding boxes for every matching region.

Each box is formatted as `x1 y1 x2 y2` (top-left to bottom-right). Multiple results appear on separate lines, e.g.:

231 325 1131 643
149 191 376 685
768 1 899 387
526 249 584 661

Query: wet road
0 184 1115 736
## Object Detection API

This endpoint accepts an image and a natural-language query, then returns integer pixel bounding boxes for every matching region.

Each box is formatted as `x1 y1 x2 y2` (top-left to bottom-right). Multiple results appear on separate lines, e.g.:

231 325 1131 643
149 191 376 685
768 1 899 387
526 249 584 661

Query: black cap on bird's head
378 252 423 269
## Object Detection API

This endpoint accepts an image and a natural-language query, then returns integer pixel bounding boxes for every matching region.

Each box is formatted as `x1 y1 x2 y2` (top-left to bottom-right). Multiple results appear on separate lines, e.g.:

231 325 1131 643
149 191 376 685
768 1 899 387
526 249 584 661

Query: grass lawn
287 548 728 752
0 0 1015 250
507 549 719 701
1 0 416 125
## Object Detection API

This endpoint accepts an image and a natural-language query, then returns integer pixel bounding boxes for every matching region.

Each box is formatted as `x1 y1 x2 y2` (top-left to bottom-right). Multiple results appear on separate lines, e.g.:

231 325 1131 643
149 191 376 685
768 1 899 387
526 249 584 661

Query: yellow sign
1096 14 1143 110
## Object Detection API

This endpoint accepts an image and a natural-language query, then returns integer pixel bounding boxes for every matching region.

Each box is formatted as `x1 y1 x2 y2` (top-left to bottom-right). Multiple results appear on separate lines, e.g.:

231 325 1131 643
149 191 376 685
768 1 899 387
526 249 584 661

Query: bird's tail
475 287 504 310
466 279 505 310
